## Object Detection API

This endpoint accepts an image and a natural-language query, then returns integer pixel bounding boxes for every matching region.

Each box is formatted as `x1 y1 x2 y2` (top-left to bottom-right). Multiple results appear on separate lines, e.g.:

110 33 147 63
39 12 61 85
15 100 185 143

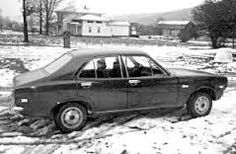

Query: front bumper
214 88 226 101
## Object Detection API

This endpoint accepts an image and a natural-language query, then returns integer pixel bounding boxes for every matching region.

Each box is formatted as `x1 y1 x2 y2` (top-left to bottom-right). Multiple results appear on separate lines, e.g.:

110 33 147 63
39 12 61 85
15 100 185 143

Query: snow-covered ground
0 44 235 154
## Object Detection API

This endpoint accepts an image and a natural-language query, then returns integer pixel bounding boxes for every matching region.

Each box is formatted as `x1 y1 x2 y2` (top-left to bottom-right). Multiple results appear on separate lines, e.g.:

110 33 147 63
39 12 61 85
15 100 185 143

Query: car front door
77 56 128 112
150 59 180 107
122 55 179 108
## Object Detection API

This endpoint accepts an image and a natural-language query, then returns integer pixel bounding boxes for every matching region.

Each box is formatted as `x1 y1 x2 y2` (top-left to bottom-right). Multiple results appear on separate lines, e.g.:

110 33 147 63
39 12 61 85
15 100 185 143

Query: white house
108 21 130 37
56 7 130 37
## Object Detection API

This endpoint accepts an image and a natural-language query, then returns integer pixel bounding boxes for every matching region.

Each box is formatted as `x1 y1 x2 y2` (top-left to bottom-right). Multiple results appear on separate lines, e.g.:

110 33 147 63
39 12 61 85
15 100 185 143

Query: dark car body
12 48 228 118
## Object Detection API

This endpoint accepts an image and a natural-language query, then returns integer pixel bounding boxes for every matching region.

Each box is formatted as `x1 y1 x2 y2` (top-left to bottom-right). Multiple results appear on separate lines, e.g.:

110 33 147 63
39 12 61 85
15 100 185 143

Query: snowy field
0 43 236 154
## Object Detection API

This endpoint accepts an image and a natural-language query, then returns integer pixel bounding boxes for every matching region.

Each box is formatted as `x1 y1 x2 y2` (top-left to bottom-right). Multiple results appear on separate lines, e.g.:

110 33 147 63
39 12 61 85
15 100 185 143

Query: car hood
13 68 49 87
167 68 214 77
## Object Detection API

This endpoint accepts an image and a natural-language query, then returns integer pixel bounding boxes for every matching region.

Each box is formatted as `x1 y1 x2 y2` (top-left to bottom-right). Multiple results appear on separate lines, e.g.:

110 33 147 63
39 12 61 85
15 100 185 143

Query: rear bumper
9 99 24 114
9 92 24 114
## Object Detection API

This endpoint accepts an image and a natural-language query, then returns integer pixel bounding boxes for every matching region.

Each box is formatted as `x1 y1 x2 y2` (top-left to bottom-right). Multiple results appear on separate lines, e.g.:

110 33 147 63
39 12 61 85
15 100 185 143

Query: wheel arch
188 86 216 103
51 98 95 117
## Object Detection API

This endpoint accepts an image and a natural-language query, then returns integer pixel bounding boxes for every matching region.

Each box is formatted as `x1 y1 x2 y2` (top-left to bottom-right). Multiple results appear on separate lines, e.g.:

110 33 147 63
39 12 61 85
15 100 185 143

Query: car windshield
44 53 72 74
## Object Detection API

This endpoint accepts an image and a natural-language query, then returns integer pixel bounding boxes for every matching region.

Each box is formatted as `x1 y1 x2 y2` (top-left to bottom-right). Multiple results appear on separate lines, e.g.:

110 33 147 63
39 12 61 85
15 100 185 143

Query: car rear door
122 55 179 108
77 56 128 112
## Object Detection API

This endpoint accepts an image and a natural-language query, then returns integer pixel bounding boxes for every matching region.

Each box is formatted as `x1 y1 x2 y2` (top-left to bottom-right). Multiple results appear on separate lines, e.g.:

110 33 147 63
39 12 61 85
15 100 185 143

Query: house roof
158 21 190 25
75 14 108 21
108 21 130 26
56 7 104 16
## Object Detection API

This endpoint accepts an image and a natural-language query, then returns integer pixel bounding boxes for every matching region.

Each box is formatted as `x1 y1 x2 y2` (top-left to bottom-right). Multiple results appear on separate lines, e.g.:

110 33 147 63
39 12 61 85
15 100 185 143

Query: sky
0 0 205 21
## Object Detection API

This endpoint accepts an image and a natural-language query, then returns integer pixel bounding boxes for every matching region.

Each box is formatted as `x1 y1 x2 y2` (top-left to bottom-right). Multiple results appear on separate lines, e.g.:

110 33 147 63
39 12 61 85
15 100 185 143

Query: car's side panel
15 80 80 118
77 79 128 111
127 77 157 108
177 77 195 106
177 76 225 105
126 76 180 109
152 76 180 107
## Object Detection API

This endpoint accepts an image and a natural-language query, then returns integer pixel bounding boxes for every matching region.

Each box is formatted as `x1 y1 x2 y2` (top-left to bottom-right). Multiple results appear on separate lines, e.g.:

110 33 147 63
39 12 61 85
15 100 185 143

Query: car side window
149 59 165 76
94 56 122 78
79 56 122 78
122 56 164 77
79 60 96 78
122 56 153 77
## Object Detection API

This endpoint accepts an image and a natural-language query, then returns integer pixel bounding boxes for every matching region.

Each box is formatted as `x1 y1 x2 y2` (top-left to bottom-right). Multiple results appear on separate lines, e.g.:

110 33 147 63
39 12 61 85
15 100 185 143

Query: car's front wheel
54 103 87 133
187 92 212 117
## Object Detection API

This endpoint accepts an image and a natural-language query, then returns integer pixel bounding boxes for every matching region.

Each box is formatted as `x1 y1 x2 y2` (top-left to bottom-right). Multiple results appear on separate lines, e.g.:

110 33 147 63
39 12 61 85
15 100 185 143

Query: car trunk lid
13 69 49 87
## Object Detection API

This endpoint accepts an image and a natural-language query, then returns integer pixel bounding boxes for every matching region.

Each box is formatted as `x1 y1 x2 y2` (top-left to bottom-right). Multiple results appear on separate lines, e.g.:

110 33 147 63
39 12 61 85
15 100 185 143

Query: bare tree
0 9 3 32
153 17 165 35
43 0 64 35
21 0 34 42
30 0 44 34
22 0 29 42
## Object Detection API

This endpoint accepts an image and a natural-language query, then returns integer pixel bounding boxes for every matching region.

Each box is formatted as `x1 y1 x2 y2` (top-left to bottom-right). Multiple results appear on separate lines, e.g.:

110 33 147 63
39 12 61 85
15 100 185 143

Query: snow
0 43 235 154
158 21 190 25
0 69 16 87
0 30 23 35
0 91 11 98
214 48 234 63
0 106 8 112
0 46 70 87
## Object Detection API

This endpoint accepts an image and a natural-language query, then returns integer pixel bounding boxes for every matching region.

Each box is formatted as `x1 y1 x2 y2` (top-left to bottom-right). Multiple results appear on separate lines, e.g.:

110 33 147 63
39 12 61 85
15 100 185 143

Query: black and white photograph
0 0 235 153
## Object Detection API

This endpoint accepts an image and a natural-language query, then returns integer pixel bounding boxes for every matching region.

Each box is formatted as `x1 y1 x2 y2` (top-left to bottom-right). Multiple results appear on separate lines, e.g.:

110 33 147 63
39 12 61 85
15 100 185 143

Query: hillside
112 8 193 25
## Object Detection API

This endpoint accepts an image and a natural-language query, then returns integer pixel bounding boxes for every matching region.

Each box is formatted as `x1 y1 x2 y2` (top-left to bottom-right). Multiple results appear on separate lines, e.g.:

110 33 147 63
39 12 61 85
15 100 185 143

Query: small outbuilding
158 21 195 38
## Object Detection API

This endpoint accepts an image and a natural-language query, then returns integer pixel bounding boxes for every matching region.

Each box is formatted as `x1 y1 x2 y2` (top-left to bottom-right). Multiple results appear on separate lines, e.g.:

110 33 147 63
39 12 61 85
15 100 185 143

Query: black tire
54 103 87 133
187 92 212 117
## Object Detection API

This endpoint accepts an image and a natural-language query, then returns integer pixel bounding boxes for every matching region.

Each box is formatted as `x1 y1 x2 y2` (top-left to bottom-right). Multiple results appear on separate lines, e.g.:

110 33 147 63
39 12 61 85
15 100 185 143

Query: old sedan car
12 49 228 133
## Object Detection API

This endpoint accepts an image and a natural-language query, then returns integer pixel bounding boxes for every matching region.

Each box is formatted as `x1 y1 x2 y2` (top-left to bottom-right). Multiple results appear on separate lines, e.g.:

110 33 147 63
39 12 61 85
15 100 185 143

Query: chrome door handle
129 80 141 86
81 82 92 88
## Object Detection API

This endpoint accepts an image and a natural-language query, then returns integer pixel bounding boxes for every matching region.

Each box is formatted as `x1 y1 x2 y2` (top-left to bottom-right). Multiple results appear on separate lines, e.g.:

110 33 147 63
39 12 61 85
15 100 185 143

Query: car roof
68 48 148 58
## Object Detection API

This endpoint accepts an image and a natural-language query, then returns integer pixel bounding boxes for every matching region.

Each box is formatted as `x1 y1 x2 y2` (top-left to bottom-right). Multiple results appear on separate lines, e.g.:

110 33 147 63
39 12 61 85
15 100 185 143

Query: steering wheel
132 64 143 76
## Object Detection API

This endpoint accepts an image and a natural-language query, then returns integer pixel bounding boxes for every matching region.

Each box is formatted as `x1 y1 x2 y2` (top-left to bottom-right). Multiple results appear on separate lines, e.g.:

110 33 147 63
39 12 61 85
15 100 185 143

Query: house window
89 27 92 33
96 21 102 24
72 19 81 23
88 21 93 23
98 27 101 33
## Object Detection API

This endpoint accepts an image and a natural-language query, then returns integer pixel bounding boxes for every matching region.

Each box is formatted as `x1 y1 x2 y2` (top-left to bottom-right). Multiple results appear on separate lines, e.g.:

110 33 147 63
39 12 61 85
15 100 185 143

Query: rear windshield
44 53 72 74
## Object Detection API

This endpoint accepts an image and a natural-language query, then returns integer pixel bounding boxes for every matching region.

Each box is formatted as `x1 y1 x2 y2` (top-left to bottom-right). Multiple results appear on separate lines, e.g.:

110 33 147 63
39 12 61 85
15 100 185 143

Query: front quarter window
149 59 166 76
44 54 72 74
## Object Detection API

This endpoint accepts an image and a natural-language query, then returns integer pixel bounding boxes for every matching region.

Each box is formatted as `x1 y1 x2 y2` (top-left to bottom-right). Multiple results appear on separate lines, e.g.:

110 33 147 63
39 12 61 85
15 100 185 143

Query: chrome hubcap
61 107 83 129
194 96 210 115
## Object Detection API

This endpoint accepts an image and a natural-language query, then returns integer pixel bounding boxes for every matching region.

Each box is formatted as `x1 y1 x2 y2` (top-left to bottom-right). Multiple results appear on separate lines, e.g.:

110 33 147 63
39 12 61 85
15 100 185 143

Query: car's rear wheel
54 103 87 133
187 92 212 117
